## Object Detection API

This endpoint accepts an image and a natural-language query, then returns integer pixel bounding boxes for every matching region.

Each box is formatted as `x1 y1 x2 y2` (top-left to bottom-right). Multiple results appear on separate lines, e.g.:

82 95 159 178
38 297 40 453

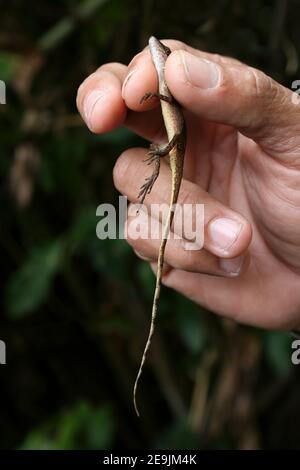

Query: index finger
76 39 240 138
76 60 166 141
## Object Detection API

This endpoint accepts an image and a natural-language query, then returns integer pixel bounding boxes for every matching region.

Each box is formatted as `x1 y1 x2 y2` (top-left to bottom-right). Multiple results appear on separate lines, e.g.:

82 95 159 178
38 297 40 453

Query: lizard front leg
140 92 172 105
138 91 179 204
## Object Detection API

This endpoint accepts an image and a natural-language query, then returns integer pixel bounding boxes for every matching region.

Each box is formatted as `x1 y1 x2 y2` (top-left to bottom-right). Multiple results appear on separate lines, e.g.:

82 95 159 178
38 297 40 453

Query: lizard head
149 36 172 60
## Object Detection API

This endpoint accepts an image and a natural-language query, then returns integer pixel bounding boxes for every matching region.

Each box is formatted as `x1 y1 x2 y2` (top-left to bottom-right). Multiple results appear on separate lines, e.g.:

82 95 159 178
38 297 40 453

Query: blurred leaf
96 127 137 146
0 52 19 81
98 312 133 335
91 238 133 281
38 0 110 51
39 132 86 195
20 402 116 450
137 261 155 300
5 240 64 318
264 331 292 376
155 419 199 450
19 434 54 451
88 0 130 46
66 205 97 254
175 297 207 355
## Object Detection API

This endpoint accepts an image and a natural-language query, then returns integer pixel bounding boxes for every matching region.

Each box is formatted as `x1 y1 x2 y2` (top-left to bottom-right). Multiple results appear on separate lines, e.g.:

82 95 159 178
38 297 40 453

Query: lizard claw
138 172 158 205
140 92 157 105
143 153 159 165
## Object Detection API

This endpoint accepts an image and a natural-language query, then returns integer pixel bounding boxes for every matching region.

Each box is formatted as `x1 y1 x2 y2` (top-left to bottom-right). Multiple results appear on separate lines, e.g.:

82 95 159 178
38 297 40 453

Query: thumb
166 50 299 160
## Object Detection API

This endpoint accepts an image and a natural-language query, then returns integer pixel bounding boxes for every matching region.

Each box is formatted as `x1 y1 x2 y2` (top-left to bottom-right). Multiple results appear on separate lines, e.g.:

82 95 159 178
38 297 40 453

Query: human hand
77 39 300 330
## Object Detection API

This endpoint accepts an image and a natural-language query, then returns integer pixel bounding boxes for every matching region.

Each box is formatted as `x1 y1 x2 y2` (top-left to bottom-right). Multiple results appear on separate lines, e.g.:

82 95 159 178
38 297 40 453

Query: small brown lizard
133 36 186 416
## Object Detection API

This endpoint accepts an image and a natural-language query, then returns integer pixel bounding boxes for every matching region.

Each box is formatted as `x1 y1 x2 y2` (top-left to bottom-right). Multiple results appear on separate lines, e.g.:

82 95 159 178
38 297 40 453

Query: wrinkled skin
77 40 300 330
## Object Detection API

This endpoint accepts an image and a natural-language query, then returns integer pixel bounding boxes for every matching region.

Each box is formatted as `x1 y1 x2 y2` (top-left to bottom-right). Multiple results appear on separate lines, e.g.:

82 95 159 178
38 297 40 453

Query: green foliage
137 261 155 299
67 206 97 254
20 402 116 450
155 419 199 450
0 53 19 81
1 0 300 452
174 297 207 355
5 205 98 319
5 240 64 318
264 331 292 377
91 238 133 281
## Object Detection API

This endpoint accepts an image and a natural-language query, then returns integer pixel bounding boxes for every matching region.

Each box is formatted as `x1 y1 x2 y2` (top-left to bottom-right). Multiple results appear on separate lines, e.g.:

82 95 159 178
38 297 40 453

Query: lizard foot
138 156 160 205
143 144 162 164
140 92 172 105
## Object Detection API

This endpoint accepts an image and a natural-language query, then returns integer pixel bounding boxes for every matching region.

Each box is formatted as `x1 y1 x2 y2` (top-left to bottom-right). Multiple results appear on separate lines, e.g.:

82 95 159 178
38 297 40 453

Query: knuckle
245 67 278 101
180 248 198 271
125 216 140 246
126 231 138 247
112 150 131 190
211 52 226 65
177 183 198 207
126 226 150 253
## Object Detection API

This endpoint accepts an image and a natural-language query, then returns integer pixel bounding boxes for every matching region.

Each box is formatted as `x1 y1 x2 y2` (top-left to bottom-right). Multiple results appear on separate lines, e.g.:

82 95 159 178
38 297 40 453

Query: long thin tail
133 203 175 417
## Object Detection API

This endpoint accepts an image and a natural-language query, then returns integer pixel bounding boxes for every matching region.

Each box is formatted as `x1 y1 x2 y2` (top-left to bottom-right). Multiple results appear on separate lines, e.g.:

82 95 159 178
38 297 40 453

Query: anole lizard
133 36 186 416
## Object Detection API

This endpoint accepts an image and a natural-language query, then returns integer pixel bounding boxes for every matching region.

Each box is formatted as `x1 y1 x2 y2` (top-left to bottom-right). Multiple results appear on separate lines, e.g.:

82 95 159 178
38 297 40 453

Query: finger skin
76 40 300 330
114 148 252 259
76 40 248 141
77 39 300 162
77 66 127 133
126 205 245 277
161 262 300 331
164 50 300 159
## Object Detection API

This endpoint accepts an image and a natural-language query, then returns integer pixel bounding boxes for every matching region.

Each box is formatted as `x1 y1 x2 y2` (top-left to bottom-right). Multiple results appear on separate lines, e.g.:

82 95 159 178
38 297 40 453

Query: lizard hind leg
138 135 179 206
143 143 164 164
138 155 160 206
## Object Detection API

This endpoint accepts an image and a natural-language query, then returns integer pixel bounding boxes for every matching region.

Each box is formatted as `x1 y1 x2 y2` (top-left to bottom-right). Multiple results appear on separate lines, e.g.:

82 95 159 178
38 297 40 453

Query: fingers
164 49 300 159
114 148 252 275
76 60 168 142
127 206 246 277
159 263 300 330
121 39 243 111
76 40 246 142
77 38 300 161
76 63 128 133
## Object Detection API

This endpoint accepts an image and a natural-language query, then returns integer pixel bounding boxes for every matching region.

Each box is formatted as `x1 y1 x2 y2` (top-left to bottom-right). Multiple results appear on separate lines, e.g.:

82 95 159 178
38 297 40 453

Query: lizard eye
162 44 171 56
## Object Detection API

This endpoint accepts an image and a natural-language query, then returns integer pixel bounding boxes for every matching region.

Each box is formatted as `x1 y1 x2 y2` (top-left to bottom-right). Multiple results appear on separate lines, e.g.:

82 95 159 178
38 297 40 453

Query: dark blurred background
0 0 300 450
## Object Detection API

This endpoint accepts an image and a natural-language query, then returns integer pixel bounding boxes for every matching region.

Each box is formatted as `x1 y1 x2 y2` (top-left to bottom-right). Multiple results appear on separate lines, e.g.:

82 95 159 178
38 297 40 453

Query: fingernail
180 51 221 88
83 89 109 129
219 256 244 277
121 69 136 97
209 218 242 253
